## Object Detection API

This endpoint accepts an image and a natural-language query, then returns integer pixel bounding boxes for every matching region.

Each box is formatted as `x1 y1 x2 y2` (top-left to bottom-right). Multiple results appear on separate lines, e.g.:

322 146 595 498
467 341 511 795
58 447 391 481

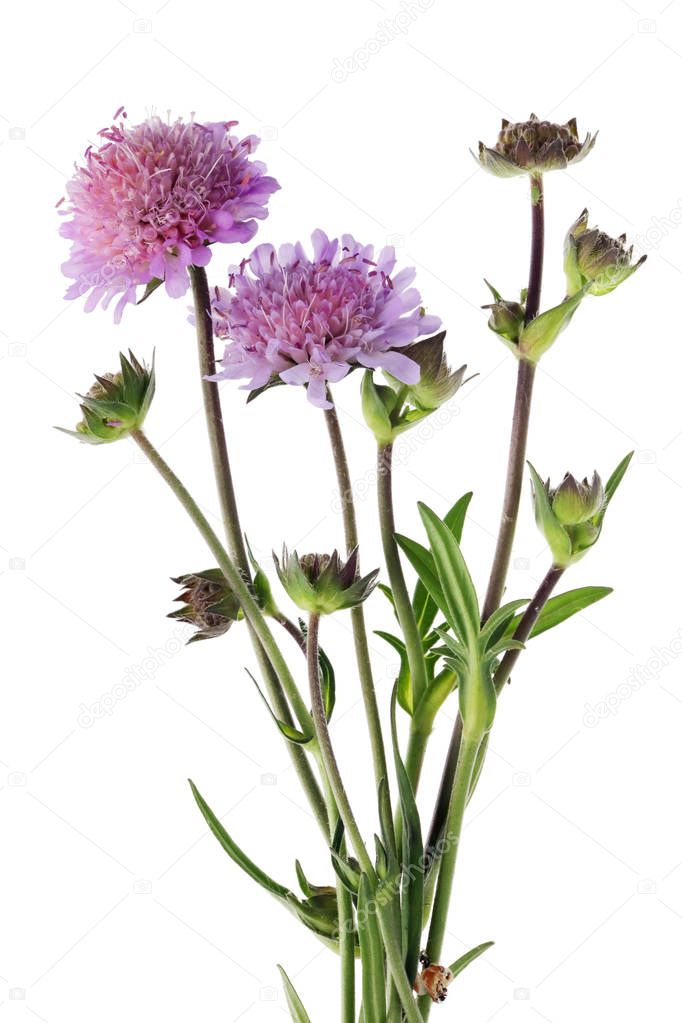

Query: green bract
58 350 155 444
361 332 466 444
274 547 378 615
529 453 632 567
564 209 647 296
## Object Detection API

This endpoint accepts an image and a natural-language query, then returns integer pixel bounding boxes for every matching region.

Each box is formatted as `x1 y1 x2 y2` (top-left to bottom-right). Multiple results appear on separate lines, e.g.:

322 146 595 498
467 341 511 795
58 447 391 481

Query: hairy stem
307 612 374 878
131 428 327 832
481 173 544 623
324 402 391 803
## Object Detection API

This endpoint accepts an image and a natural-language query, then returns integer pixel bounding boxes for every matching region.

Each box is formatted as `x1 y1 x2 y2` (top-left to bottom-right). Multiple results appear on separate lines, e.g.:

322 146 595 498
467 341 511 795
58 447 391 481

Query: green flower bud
550 472 604 526
169 569 242 643
564 210 646 296
361 332 466 443
58 351 155 444
274 547 378 616
529 454 632 567
391 333 466 412
482 281 526 354
475 113 597 178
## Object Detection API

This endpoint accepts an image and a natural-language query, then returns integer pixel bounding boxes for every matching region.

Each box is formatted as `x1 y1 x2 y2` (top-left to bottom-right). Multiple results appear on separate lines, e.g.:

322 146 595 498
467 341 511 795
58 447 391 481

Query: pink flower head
209 230 441 409
60 110 280 322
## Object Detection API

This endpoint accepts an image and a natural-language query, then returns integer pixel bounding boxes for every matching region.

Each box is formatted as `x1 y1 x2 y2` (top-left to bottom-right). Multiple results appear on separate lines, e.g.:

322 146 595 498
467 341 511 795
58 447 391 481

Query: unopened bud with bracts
529 453 632 567
475 113 597 178
362 330 466 443
58 351 155 444
391 332 466 412
564 209 647 296
482 281 526 354
274 547 378 615
169 569 241 643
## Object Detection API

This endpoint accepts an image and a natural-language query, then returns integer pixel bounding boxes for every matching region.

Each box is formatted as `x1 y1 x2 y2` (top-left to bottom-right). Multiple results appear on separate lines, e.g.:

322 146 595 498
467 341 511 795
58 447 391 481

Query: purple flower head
209 230 441 409
60 110 279 322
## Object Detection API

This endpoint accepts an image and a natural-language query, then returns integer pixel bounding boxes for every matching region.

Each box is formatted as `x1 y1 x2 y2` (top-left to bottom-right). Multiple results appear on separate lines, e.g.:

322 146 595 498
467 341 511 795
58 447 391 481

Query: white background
1 1 681 1020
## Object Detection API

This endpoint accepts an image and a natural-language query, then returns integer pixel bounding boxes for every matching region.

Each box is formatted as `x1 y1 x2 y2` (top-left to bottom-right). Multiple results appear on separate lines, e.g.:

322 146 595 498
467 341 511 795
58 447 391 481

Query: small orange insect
413 951 455 1003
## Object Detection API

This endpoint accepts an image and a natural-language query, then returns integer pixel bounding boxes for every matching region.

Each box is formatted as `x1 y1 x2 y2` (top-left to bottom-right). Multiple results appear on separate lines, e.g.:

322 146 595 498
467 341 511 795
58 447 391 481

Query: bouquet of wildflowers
58 109 644 1021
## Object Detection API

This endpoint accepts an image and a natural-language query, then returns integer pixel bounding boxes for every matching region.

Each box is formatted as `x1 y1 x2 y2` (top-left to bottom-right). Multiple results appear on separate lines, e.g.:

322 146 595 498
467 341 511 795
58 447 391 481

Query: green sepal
136 277 163 305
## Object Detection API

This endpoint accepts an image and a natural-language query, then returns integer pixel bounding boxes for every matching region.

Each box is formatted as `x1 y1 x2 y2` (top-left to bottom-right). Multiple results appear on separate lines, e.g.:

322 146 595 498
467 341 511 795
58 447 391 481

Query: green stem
131 428 327 833
377 904 424 1023
324 402 391 801
420 736 480 1021
306 612 375 879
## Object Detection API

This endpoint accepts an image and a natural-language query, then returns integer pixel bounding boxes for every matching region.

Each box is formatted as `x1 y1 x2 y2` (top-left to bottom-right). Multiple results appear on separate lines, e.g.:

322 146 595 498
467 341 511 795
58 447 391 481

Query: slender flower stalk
306 613 374 878
189 265 328 835
426 174 546 867
130 428 328 833
419 736 481 1021
493 564 564 693
324 402 392 805
481 174 544 622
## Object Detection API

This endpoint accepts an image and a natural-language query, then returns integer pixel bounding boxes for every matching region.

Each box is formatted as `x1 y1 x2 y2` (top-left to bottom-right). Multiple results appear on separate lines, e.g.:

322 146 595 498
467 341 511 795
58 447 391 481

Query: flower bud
274 547 378 616
169 569 241 642
361 331 466 443
482 282 526 353
550 472 604 526
529 454 631 567
564 210 646 296
392 333 466 412
58 351 155 444
475 114 597 178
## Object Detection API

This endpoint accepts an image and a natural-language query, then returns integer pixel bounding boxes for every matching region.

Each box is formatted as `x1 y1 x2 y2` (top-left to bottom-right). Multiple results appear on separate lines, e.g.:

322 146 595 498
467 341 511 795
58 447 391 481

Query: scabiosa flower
60 110 279 322
209 230 441 409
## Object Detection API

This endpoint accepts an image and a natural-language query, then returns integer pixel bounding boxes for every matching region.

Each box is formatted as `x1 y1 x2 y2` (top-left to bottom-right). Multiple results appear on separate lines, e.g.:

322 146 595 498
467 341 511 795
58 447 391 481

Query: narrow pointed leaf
413 492 472 638
418 503 479 646
278 966 313 1022
504 586 613 640
375 630 413 715
604 451 634 507
189 780 289 899
448 940 495 979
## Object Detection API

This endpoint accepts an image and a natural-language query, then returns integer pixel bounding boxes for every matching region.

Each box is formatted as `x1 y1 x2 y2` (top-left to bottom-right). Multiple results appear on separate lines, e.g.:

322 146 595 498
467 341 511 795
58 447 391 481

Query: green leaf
375 630 413 715
413 492 472 639
246 670 313 745
505 585 613 640
390 685 423 985
448 940 495 979
479 598 529 650
604 451 634 508
358 874 387 1023
396 534 449 624
418 503 479 647
278 966 313 1022
189 780 290 900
